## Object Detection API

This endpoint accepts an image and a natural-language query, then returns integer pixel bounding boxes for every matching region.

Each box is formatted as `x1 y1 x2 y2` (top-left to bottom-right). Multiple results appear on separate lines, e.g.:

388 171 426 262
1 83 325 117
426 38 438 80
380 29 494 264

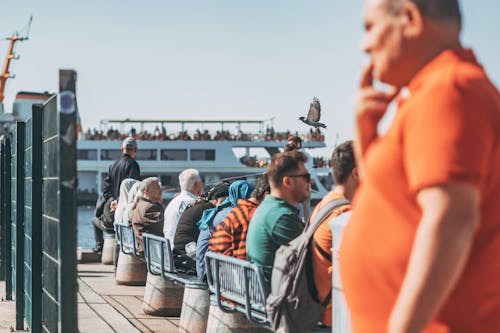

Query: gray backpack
266 198 350 333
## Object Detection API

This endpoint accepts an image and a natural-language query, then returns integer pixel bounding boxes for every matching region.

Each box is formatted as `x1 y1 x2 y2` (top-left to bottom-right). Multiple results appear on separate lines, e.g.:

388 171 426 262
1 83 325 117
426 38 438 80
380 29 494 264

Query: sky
1 0 499 155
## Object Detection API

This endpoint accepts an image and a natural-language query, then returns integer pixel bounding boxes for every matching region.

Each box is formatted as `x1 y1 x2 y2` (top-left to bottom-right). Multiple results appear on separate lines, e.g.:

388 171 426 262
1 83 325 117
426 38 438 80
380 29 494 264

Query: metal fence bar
41 95 59 333
58 69 78 332
13 124 26 330
0 138 6 284
3 137 13 300
25 106 43 333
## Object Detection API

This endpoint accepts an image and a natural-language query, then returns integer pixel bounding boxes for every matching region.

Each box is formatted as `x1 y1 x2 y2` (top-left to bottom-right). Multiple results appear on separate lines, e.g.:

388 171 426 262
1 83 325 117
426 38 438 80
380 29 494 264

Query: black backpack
266 198 350 333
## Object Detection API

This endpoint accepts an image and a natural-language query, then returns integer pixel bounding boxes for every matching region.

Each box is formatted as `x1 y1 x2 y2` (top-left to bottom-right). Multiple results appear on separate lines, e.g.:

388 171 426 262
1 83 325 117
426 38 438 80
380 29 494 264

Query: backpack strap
306 198 350 236
308 198 350 307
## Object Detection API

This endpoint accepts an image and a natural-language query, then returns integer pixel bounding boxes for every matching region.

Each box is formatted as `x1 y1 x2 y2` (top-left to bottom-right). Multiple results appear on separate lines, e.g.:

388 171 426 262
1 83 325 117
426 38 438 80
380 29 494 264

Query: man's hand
354 62 398 179
110 200 118 212
355 63 399 124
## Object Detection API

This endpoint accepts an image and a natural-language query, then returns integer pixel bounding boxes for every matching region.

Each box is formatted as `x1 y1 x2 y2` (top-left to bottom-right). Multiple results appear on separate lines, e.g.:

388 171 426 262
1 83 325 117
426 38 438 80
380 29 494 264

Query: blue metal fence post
58 69 78 332
23 107 42 333
31 105 43 333
0 138 5 284
41 95 60 332
13 124 25 330
3 137 13 300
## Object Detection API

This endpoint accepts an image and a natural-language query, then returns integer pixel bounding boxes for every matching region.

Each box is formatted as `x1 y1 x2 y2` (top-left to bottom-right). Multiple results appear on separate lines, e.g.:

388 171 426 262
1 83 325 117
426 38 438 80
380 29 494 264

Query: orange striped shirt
209 198 259 259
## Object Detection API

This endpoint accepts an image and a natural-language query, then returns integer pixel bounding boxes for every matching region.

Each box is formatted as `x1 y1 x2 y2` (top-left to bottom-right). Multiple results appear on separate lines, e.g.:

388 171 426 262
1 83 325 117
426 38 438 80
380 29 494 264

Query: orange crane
0 16 32 103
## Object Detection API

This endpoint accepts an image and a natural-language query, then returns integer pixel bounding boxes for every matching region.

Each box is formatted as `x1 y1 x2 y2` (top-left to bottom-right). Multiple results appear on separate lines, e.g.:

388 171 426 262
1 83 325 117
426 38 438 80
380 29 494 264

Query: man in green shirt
246 150 311 280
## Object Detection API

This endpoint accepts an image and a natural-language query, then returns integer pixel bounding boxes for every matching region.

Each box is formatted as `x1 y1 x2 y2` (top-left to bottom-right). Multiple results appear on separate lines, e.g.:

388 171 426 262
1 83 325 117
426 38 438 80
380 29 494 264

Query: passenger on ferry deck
163 168 203 248
92 136 141 253
340 0 500 332
309 141 358 327
246 150 309 281
131 177 164 254
209 174 270 260
195 180 253 279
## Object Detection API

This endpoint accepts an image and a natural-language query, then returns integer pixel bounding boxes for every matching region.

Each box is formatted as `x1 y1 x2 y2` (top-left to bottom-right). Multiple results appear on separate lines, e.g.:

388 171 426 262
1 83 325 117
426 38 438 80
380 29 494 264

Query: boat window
100 149 122 161
160 175 179 192
77 149 97 160
161 149 188 161
135 149 158 161
190 149 215 161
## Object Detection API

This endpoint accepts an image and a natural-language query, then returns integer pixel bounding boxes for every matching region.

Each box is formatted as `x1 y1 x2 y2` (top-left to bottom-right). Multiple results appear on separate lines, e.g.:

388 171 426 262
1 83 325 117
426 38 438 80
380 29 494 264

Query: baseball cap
207 181 230 200
122 136 137 150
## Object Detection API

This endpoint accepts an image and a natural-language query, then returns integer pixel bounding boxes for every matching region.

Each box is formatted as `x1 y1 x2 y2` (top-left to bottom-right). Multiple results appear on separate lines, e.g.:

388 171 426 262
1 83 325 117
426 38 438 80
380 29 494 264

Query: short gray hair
141 177 160 195
178 169 202 192
122 136 137 151
385 0 462 29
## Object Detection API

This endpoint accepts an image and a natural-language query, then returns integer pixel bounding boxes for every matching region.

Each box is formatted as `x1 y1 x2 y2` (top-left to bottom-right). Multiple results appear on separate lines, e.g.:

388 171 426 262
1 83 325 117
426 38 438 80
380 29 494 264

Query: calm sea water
78 206 96 249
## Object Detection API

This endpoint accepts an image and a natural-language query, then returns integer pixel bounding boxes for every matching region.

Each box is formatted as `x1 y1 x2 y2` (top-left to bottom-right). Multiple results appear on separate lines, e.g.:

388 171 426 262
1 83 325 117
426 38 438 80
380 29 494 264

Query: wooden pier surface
1 263 180 333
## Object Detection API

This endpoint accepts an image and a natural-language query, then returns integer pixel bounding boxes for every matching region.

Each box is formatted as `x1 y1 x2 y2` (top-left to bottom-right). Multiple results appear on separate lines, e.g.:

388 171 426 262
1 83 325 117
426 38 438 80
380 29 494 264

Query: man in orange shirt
340 0 500 332
310 140 358 327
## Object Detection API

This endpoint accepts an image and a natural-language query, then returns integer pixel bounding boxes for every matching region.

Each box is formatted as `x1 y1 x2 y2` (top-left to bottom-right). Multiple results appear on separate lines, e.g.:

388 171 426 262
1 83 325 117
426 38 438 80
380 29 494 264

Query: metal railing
205 251 270 325
0 69 78 333
142 233 205 288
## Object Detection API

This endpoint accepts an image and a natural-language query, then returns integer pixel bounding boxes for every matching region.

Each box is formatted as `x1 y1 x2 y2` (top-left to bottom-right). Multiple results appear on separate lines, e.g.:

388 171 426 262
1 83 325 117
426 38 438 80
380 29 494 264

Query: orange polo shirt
309 192 352 326
340 49 500 333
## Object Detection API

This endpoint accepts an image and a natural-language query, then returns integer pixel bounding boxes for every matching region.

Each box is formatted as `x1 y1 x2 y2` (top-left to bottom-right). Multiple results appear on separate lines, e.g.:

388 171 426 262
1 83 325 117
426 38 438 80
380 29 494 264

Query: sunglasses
286 172 311 182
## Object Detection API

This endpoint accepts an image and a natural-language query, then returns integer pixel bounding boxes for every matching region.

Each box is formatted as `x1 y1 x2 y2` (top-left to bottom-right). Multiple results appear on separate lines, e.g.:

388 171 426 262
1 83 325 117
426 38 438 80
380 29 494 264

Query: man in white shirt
163 168 203 247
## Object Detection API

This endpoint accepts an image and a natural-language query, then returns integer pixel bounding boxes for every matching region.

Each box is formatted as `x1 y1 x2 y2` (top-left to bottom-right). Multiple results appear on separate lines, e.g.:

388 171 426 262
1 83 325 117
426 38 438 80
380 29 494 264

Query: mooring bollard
142 273 184 316
101 231 116 265
206 304 271 333
115 251 147 286
179 286 210 333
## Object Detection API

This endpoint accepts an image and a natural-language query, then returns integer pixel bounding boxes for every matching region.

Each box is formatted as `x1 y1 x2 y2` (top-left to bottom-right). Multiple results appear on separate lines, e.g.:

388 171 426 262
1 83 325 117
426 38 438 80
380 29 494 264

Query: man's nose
361 34 372 54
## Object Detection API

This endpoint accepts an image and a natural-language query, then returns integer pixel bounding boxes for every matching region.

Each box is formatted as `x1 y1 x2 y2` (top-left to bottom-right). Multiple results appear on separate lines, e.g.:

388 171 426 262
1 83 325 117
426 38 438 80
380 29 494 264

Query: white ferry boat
77 118 333 205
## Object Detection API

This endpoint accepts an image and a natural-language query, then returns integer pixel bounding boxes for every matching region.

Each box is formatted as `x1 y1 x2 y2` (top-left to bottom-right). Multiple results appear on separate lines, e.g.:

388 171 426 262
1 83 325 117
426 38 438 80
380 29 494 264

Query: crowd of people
90 0 500 331
82 125 325 143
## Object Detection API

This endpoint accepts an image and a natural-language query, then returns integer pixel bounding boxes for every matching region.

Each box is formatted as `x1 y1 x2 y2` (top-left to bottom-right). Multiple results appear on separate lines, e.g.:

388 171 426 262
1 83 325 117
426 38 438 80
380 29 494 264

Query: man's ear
282 176 291 189
352 167 359 181
400 1 424 38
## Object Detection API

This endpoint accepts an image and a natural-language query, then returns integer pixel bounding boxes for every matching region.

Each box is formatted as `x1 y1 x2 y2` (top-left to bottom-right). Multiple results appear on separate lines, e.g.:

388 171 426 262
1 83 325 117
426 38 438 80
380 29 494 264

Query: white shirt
163 190 197 248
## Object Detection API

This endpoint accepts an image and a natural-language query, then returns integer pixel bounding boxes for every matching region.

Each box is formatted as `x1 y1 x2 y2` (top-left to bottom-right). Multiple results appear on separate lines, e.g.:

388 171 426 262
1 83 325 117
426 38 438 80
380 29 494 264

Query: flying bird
299 97 326 129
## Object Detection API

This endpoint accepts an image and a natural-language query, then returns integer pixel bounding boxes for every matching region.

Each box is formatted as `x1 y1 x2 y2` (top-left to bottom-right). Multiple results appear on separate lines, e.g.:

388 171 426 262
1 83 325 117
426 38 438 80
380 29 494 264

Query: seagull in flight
299 97 326 129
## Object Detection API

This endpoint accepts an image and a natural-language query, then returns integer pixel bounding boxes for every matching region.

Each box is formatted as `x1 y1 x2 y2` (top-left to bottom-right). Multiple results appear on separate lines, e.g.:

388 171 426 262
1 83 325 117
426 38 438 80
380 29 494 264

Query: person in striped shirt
209 174 270 259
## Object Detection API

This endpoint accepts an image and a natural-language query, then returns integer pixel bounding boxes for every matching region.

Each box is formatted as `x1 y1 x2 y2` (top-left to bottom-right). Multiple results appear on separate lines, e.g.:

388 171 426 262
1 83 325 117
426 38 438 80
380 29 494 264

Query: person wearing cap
173 181 229 256
171 181 228 273
92 136 141 253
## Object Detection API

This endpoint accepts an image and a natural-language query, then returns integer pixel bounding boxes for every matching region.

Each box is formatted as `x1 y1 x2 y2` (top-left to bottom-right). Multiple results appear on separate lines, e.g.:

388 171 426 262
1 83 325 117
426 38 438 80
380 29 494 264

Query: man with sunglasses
246 150 311 281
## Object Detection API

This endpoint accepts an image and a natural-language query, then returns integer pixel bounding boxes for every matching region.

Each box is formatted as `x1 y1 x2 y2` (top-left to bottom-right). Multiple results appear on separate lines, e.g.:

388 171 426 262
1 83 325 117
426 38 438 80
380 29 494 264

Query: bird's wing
306 97 321 122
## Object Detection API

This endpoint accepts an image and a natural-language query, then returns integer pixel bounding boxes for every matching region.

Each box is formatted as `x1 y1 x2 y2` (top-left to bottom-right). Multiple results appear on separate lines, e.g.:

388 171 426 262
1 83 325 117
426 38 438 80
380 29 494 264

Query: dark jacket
174 200 213 252
94 195 116 230
131 197 164 254
103 154 140 201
